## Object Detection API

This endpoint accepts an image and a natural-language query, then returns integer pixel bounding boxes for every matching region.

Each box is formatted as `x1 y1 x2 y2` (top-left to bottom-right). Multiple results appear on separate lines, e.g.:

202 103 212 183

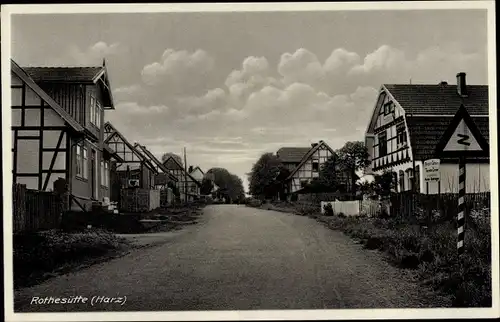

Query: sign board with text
424 159 440 182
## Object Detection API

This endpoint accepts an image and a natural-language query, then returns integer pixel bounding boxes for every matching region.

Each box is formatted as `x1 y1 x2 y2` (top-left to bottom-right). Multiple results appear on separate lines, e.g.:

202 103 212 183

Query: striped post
457 157 466 255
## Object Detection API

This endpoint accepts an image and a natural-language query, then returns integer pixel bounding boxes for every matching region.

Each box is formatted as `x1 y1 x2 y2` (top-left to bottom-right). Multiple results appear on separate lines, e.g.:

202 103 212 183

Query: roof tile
276 147 311 163
385 84 488 115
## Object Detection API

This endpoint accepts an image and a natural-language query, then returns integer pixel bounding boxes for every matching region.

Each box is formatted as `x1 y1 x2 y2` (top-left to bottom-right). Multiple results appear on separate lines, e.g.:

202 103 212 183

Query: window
399 170 405 192
100 161 105 186
384 101 394 115
312 161 319 172
96 101 101 127
378 132 387 157
396 123 407 147
83 146 88 179
76 143 88 179
89 95 96 125
105 161 109 187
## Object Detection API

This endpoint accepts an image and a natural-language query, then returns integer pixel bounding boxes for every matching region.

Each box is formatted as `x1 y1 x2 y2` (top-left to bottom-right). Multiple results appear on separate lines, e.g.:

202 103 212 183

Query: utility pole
184 147 188 202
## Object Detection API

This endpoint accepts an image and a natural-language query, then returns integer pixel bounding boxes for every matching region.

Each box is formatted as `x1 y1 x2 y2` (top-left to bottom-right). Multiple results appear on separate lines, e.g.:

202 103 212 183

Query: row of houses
10 59 217 214
271 72 490 201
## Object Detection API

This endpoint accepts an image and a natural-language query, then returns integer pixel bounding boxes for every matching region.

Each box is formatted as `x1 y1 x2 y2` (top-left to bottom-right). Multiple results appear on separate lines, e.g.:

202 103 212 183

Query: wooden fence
390 191 490 221
120 188 161 213
298 192 359 203
13 184 62 233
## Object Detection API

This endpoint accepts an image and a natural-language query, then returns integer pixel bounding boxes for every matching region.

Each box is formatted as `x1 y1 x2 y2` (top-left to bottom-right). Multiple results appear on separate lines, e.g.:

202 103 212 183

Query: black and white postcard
2 2 498 321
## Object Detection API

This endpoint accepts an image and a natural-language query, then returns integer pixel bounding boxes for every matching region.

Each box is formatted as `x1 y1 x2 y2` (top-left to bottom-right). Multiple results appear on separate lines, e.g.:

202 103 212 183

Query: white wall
421 163 490 194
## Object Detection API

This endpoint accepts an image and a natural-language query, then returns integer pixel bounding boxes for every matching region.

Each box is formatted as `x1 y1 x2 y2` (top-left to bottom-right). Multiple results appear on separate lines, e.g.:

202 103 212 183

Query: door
91 149 97 199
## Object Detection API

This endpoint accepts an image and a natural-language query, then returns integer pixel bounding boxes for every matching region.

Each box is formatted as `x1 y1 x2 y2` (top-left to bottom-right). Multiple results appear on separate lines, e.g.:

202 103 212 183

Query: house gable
285 141 335 194
104 122 146 171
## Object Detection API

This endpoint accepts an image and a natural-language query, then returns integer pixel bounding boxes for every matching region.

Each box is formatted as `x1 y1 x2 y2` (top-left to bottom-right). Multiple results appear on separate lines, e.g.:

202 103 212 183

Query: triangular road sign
435 104 489 158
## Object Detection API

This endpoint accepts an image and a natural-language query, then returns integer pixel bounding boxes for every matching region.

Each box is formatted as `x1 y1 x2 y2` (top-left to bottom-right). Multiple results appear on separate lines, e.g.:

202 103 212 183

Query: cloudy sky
11 8 488 191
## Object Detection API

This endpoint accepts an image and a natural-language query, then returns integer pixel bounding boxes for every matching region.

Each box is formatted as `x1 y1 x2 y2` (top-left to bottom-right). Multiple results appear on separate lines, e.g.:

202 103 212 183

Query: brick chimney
456 72 468 97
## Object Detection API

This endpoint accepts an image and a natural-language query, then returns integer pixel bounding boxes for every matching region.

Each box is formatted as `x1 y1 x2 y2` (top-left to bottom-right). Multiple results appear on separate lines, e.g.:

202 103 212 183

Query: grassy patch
13 229 131 289
274 202 491 308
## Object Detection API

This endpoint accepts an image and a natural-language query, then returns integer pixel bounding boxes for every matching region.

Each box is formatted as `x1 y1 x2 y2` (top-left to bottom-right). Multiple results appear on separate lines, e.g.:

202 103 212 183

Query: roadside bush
323 203 334 216
13 229 130 288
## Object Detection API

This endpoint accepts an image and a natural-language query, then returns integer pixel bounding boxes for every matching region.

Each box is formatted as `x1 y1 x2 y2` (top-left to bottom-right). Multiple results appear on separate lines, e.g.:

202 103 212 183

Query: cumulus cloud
142 49 214 86
104 43 485 190
68 41 121 65
278 48 325 86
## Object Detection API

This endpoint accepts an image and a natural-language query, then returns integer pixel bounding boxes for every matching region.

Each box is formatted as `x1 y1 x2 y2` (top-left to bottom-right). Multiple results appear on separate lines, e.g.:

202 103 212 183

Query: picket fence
318 191 490 219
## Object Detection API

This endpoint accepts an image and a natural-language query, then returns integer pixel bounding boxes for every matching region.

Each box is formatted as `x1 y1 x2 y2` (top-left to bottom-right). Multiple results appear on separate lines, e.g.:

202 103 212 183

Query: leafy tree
359 171 397 199
335 141 370 193
248 153 287 199
206 168 245 202
161 152 183 166
200 178 214 195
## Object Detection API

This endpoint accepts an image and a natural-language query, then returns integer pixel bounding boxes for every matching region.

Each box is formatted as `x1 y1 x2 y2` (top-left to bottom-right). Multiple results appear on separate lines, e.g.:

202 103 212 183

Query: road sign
423 159 440 182
434 104 489 256
435 104 489 158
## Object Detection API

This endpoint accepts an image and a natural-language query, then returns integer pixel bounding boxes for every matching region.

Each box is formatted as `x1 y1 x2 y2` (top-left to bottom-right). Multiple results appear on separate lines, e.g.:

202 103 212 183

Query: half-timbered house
188 166 205 182
282 141 339 196
11 59 118 211
133 143 178 187
103 122 158 190
364 72 489 194
163 156 201 201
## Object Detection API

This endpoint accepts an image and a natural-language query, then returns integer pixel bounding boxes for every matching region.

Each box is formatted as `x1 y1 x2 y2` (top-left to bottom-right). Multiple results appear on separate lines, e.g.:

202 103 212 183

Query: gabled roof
11 59 84 133
22 66 104 83
276 147 311 163
22 59 115 109
384 84 488 116
134 143 177 181
381 83 489 161
132 145 159 175
285 141 335 181
406 114 489 162
163 156 201 186
104 122 157 173
189 166 204 175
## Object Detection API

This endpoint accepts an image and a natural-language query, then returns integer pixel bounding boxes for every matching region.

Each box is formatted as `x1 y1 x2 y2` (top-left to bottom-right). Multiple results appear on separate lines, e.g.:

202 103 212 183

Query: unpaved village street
14 205 439 312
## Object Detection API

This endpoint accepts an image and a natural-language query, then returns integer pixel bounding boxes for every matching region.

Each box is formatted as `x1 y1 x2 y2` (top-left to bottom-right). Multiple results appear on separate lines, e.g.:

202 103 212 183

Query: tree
248 153 287 199
206 168 245 202
200 178 214 195
335 141 370 193
161 152 183 166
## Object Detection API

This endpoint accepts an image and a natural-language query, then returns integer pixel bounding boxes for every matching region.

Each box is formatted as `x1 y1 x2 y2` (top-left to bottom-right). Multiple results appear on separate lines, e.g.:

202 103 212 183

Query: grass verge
13 229 131 289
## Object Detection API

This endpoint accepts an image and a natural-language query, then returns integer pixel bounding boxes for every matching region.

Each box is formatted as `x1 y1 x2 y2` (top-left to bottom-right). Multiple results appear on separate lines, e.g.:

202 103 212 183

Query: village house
10 59 121 211
163 156 202 201
188 166 205 182
278 140 349 199
364 72 489 194
133 143 178 188
103 122 158 190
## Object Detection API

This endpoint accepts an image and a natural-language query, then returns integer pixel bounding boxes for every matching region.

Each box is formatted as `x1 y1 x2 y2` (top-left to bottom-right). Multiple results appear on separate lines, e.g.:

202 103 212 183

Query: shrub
323 203 334 216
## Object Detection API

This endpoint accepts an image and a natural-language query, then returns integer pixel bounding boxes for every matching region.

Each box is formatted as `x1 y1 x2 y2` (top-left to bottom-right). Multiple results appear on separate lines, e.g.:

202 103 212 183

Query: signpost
435 104 489 255
423 159 440 194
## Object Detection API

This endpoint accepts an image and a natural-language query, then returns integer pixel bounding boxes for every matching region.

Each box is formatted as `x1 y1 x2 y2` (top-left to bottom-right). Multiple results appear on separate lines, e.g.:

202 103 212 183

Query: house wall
420 163 490 194
37 82 86 126
11 72 68 192
366 90 411 173
289 145 333 194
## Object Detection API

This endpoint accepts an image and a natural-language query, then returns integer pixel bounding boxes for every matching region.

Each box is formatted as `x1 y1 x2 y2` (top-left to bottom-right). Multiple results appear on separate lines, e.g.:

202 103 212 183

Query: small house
364 72 489 194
